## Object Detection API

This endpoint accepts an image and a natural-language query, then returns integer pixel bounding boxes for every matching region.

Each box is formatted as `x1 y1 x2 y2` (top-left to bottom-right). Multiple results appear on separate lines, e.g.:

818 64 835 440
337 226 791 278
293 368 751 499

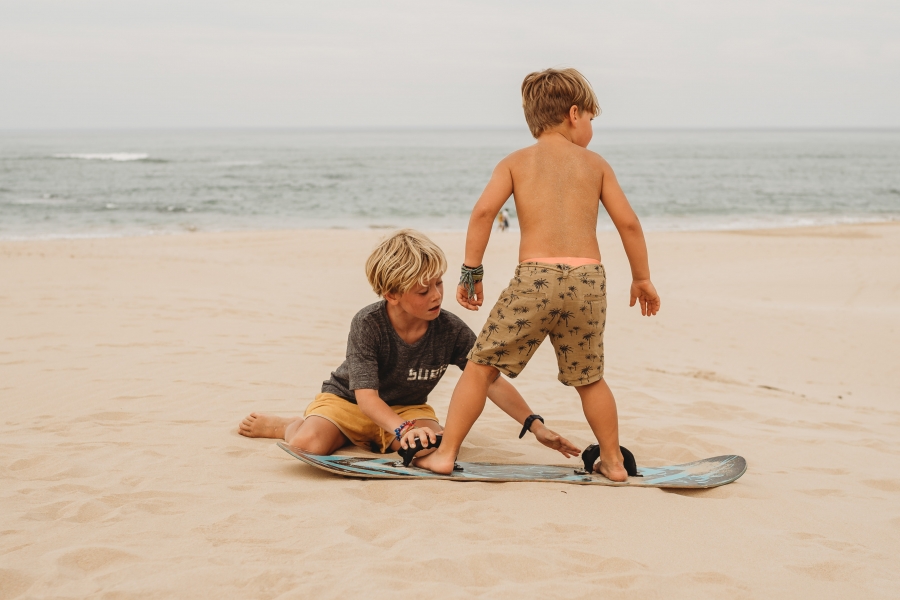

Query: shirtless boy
417 69 661 480
239 229 579 459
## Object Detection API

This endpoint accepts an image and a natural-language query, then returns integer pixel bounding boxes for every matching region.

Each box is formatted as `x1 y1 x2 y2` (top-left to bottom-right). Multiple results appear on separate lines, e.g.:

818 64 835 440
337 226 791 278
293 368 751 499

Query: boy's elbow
619 217 642 235
471 205 495 223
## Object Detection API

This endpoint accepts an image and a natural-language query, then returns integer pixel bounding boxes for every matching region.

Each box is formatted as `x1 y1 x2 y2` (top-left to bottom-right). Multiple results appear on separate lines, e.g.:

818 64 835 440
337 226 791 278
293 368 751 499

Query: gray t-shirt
322 301 477 406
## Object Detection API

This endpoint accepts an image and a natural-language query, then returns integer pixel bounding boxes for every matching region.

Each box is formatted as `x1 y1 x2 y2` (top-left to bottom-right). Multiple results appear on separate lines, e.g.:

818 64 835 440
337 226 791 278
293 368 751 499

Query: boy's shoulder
500 142 609 171
436 308 472 333
350 301 388 331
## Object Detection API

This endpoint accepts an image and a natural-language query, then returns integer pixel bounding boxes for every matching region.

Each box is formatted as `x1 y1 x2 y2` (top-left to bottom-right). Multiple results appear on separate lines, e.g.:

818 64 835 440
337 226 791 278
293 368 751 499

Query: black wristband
519 414 544 439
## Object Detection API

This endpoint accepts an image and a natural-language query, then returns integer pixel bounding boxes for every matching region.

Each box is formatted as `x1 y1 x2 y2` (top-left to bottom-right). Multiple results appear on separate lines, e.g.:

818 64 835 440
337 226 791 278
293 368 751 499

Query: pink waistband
523 256 601 267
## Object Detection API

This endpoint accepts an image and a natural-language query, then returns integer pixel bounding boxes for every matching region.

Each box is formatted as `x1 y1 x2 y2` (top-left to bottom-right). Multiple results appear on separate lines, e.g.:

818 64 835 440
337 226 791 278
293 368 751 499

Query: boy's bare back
503 136 608 261
474 132 637 266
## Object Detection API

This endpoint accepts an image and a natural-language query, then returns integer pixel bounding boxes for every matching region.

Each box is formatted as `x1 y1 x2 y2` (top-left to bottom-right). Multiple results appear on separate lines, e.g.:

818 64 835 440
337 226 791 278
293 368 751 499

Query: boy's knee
286 431 332 455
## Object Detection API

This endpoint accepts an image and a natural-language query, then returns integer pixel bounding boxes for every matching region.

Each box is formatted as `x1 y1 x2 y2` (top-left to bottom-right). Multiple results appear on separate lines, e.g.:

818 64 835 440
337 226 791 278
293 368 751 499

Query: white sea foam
53 153 149 162
7 196 70 206
627 213 900 233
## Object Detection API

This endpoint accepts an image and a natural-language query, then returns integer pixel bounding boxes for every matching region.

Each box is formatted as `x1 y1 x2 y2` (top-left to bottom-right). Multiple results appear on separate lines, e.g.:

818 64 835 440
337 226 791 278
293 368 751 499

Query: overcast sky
1 0 898 129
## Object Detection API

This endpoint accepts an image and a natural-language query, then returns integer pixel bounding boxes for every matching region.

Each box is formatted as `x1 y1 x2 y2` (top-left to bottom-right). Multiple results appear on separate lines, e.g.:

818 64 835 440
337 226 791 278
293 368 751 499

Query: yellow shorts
304 393 438 454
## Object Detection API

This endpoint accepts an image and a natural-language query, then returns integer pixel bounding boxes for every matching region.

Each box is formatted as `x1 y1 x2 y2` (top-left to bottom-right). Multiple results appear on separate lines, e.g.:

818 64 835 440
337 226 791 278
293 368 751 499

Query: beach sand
1 223 898 599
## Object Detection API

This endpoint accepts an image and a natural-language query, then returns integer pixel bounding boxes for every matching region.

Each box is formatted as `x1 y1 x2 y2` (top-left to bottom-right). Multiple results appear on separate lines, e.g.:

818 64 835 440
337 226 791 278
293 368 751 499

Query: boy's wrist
519 414 544 438
393 420 417 441
459 263 484 298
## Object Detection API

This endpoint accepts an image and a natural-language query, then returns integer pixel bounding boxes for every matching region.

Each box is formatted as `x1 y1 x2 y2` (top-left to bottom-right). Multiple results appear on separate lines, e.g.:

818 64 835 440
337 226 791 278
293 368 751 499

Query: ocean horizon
2 128 898 240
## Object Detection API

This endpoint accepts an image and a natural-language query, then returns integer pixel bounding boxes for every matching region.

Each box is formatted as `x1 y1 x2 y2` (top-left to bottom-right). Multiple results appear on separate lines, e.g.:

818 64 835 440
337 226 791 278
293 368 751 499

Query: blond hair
365 229 448 297
521 68 600 138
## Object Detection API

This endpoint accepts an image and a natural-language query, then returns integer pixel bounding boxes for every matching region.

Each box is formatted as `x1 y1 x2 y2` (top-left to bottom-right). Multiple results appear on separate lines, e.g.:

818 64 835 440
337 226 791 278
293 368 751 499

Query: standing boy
417 69 661 481
239 229 580 459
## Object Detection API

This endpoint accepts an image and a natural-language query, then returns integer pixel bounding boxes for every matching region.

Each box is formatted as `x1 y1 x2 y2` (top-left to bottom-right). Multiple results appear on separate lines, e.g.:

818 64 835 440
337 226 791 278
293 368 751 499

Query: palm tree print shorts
467 262 607 386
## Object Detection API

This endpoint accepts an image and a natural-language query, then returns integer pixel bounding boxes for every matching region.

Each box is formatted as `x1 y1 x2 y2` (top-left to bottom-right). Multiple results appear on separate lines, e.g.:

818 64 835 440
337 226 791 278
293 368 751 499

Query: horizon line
3 125 900 134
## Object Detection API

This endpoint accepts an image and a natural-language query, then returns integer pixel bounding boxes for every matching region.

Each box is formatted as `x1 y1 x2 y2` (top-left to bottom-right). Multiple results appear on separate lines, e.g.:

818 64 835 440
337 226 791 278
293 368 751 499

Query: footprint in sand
0 568 35 598
862 478 900 492
57 547 137 573
787 560 859 583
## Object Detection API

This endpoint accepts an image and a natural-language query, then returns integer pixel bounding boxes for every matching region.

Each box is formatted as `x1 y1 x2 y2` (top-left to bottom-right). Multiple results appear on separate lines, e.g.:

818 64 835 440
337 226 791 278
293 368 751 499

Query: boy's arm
597 158 661 316
486 375 581 458
355 389 438 447
457 160 514 311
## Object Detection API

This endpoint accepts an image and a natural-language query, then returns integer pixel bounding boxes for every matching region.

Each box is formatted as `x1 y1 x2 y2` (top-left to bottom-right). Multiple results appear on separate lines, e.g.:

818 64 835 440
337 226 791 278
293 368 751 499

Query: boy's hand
456 282 484 311
399 426 438 450
531 422 581 458
630 279 660 316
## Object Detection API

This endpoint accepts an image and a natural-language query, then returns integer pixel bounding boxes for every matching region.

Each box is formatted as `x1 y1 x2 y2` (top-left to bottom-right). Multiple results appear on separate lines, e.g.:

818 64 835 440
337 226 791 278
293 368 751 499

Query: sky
1 0 898 129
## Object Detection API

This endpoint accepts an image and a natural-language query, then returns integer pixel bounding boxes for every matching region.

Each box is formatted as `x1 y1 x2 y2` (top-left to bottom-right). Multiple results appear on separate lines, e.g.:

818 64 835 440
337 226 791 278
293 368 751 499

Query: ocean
1 129 898 239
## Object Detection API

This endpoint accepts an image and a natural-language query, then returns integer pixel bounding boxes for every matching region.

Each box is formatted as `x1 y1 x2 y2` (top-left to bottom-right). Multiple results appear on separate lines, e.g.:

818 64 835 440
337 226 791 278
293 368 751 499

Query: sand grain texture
1 224 898 598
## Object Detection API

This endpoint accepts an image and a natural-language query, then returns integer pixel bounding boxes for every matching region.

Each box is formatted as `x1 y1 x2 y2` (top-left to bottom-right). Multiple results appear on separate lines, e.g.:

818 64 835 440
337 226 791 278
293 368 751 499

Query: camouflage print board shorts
467 262 607 386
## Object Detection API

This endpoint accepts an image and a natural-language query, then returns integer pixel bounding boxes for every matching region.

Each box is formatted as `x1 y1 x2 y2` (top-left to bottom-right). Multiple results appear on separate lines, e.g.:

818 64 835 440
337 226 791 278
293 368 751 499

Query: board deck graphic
277 442 747 488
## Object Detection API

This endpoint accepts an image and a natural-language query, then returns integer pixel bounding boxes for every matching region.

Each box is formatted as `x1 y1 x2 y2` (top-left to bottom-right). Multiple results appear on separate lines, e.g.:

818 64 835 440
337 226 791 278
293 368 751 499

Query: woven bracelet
459 264 484 298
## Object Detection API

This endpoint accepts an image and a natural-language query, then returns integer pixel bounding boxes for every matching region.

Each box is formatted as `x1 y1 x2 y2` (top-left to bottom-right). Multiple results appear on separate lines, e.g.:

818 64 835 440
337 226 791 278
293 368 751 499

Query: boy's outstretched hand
630 279 660 316
531 422 581 458
456 282 484 311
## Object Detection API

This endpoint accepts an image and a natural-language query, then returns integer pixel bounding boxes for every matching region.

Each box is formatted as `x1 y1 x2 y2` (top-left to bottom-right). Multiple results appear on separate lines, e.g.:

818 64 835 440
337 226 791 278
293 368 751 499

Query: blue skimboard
277 441 746 488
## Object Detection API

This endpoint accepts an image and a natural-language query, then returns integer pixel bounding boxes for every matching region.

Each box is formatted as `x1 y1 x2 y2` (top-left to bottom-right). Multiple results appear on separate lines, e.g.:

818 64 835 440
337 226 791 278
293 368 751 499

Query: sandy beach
1 223 898 599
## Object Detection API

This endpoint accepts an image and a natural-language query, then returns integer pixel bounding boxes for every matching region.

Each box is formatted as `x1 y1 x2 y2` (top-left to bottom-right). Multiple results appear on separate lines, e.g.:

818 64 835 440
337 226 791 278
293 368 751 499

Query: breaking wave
53 153 149 162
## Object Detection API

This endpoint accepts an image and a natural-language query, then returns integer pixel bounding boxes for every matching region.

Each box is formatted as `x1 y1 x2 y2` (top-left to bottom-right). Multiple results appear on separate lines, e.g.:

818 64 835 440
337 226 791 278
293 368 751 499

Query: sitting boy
417 69 661 480
239 229 580 459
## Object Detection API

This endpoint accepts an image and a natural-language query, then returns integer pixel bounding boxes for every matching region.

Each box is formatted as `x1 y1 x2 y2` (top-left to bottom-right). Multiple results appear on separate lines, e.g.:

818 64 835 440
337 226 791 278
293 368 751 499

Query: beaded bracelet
394 420 417 442
459 264 484 298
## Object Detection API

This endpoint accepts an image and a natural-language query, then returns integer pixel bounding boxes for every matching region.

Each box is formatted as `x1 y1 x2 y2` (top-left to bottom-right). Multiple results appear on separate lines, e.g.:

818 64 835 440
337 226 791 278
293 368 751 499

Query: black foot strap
581 444 640 477
398 434 443 467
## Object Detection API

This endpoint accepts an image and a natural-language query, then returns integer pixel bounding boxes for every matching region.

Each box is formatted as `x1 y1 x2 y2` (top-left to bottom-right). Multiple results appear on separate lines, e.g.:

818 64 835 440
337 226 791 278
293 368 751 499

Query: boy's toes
238 415 256 435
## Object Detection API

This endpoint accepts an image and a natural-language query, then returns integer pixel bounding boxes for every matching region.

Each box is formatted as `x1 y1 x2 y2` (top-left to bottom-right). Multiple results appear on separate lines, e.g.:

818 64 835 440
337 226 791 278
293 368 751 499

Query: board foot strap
580 444 641 477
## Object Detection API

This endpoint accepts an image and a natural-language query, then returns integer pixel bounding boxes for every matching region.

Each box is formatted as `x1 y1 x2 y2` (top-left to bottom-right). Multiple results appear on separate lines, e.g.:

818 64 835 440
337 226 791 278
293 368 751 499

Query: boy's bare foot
595 457 628 482
238 413 301 440
413 448 456 475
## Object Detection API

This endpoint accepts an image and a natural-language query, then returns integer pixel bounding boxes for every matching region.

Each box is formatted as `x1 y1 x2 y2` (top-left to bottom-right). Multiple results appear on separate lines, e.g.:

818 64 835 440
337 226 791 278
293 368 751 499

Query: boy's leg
285 416 349 455
575 378 627 482
419 265 547 473
239 412 349 454
415 362 497 474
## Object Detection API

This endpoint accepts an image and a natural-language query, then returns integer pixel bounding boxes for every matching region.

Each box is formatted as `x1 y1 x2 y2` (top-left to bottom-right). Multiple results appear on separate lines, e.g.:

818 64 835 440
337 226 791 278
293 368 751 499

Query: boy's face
388 276 444 321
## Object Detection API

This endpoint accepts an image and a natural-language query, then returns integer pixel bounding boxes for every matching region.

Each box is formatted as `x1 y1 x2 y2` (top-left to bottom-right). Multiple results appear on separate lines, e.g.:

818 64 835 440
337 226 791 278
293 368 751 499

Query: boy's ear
568 104 580 123
383 291 400 306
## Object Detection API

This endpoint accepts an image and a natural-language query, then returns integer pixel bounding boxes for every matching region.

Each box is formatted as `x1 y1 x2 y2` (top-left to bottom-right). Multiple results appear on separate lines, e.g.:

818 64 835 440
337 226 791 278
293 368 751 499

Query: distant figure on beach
239 230 579 459
416 68 661 480
497 208 510 231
